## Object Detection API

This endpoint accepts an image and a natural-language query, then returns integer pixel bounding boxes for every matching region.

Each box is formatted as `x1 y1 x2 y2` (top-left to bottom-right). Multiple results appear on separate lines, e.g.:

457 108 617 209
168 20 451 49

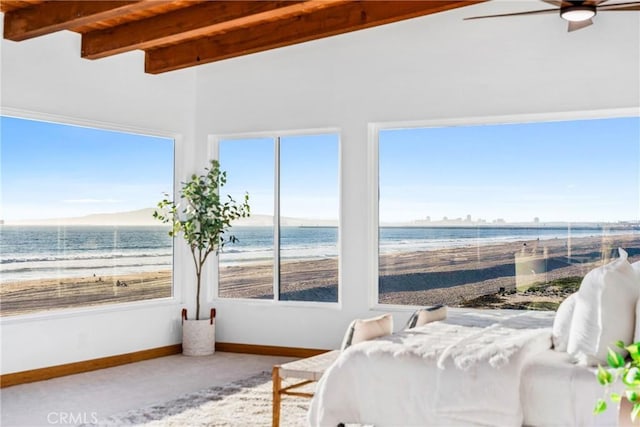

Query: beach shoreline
2 233 639 316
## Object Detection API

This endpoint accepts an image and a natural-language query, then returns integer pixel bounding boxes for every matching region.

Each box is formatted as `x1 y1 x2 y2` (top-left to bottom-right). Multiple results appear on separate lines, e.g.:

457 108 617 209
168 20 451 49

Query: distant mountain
9 209 633 228
11 208 161 226
9 209 338 227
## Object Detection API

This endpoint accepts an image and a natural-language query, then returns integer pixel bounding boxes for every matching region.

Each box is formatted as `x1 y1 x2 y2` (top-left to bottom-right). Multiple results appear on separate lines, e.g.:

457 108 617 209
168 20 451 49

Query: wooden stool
272 350 340 427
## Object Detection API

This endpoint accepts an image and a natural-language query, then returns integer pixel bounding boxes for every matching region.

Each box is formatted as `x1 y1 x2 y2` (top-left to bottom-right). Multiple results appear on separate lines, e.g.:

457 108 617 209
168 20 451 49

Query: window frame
369 108 639 311
208 128 342 307
0 109 181 322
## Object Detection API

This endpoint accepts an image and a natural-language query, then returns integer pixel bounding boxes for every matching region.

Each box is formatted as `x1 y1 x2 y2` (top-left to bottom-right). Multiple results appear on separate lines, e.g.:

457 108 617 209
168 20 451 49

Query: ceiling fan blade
540 0 609 6
568 18 594 31
464 8 559 20
599 1 640 10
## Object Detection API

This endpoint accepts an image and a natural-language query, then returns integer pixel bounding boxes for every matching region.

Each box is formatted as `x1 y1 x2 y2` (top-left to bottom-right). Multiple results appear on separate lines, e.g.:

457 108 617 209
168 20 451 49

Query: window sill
0 297 182 325
212 296 342 311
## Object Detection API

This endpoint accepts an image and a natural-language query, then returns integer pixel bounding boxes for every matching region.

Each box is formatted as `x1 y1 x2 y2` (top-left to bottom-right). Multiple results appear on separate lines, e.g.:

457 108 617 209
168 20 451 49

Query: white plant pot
619 398 640 427
182 319 215 356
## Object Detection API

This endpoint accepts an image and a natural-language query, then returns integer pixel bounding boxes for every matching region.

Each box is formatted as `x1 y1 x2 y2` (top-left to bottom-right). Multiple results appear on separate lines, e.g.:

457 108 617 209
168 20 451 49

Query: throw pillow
340 313 393 351
567 249 639 365
552 293 577 352
405 305 447 329
632 260 640 282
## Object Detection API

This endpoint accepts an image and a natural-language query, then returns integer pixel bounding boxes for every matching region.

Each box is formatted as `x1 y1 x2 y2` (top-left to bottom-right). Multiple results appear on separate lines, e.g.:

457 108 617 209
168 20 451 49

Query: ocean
1 225 636 284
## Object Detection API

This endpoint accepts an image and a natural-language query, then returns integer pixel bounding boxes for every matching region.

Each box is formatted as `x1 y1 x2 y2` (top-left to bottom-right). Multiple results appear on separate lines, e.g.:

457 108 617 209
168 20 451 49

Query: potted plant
154 159 250 356
595 341 640 425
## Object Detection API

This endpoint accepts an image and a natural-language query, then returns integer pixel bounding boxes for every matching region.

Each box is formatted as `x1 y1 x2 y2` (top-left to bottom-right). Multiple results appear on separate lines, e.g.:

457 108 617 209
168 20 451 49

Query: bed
308 310 618 427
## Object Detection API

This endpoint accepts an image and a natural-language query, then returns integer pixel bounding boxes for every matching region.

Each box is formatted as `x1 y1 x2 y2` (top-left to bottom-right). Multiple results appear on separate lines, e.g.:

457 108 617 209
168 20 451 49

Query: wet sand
2 233 639 316
0 271 172 317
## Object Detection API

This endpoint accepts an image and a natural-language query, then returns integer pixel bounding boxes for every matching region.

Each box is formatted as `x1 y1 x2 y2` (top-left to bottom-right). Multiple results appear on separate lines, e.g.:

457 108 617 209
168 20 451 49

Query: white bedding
521 349 618 427
308 311 557 427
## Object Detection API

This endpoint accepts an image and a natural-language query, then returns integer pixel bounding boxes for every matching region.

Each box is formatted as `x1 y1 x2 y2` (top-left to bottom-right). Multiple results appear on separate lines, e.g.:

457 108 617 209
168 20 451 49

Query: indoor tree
154 159 250 320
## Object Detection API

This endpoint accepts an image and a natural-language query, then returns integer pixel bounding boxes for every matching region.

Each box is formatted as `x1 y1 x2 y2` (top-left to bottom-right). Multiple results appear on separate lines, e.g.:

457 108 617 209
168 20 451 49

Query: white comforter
308 311 555 427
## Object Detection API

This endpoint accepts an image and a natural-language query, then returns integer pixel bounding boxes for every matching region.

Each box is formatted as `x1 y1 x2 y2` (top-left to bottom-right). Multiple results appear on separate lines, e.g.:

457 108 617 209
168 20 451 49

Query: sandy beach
379 233 640 307
0 271 172 317
2 233 639 316
220 233 639 307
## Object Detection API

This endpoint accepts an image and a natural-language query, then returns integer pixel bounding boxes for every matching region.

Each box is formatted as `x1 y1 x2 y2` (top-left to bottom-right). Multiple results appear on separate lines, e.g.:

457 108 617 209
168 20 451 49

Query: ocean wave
377 230 636 254
0 263 172 284
2 260 171 273
0 253 173 280
2 227 637 282
1 251 172 265
218 244 339 266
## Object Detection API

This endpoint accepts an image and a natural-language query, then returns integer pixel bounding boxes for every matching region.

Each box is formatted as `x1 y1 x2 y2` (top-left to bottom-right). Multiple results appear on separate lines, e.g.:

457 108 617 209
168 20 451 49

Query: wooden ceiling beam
145 0 483 74
3 1 165 41
82 0 322 59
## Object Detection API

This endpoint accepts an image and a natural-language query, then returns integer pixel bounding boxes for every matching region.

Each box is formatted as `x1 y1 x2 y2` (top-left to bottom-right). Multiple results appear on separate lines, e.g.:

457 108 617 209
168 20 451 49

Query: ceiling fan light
560 5 596 22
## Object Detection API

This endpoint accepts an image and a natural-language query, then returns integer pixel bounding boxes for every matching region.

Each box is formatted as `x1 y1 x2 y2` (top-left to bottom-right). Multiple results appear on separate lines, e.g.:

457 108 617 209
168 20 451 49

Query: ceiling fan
465 0 640 32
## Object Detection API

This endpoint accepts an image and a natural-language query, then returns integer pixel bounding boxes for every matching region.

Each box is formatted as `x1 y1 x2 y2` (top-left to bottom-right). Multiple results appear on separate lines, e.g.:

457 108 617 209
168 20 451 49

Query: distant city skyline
4 206 638 228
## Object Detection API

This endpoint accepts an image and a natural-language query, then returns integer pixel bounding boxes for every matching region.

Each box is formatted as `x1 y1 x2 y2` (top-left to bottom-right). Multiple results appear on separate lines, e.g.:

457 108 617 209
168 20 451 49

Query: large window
0 116 174 316
217 133 339 302
378 117 640 310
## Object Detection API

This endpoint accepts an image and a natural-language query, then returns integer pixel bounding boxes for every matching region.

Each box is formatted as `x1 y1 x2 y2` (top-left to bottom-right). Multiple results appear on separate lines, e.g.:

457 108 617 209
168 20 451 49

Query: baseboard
0 344 182 388
0 342 329 388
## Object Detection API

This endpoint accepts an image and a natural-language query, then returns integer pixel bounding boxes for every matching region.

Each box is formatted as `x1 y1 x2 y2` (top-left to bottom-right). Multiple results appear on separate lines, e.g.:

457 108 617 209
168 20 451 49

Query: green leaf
608 348 626 369
597 365 613 386
627 390 639 403
624 368 640 387
632 403 640 422
594 399 607 414
616 340 627 349
628 343 640 362
610 393 622 403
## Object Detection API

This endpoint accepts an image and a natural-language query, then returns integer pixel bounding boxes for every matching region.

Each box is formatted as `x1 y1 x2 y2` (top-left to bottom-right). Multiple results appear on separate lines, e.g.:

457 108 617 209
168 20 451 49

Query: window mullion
274 136 281 301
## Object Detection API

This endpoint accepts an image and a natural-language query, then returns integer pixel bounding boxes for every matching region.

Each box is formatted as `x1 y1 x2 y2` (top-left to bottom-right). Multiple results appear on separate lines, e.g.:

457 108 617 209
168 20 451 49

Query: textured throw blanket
308 311 553 427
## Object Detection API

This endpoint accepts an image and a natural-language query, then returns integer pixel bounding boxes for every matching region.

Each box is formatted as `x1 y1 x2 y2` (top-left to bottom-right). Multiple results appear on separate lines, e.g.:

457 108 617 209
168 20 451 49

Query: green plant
594 341 640 422
154 159 250 320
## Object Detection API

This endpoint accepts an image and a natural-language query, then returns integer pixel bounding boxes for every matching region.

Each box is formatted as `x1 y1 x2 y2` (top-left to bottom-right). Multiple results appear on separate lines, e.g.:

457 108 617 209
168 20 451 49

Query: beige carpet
84 371 310 427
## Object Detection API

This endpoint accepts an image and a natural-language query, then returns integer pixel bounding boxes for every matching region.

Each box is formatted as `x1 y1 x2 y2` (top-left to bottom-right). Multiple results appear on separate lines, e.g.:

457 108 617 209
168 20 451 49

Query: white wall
0 25 198 374
194 2 640 350
1 2 639 373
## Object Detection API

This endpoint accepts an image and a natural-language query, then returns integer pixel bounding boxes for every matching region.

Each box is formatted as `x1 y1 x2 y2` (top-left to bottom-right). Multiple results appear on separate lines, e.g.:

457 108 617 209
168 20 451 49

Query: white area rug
84 371 309 426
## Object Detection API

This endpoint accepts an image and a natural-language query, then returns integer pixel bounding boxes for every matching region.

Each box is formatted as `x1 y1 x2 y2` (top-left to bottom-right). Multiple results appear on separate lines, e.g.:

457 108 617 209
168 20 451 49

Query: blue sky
1 116 173 222
219 134 340 220
380 117 640 223
1 115 638 224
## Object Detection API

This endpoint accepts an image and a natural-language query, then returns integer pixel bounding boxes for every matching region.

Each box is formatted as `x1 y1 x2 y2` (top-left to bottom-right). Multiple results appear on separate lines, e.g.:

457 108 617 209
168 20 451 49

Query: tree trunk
195 268 201 320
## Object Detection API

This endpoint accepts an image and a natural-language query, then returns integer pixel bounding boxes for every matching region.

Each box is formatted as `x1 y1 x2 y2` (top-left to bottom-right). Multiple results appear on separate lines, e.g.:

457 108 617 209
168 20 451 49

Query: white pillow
552 293 577 352
341 314 393 351
633 260 640 282
567 249 639 365
405 305 447 329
